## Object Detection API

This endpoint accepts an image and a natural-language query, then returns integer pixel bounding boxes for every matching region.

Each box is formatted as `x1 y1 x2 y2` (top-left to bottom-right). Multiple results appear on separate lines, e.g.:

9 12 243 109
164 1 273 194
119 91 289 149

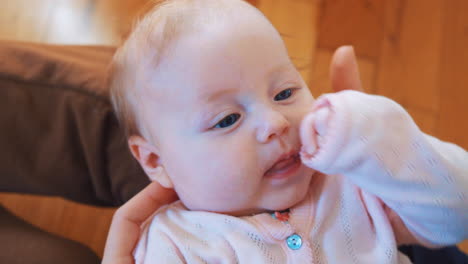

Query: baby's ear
128 135 174 189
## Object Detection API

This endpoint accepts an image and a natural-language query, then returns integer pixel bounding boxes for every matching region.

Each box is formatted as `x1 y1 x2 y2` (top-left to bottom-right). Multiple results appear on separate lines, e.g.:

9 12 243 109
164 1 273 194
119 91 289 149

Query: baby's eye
274 88 293 101
214 113 241 128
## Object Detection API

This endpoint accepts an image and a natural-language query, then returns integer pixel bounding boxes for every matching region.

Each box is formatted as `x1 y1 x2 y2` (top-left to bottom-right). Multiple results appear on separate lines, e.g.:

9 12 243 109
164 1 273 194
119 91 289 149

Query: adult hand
330 45 363 93
102 181 177 264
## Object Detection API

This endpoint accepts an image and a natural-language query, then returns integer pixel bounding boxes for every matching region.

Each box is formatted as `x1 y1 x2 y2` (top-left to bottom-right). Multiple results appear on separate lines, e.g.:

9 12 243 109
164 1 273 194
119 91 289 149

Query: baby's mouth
264 153 301 178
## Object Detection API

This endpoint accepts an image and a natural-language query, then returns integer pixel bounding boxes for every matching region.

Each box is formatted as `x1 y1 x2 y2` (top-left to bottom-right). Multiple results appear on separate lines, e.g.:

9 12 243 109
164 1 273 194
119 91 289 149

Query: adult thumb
330 46 364 92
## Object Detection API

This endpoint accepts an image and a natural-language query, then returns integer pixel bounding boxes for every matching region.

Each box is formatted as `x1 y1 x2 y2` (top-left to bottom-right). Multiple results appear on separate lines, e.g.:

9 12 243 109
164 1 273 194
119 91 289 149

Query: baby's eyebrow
199 63 296 103
268 62 294 77
267 62 296 79
200 88 237 103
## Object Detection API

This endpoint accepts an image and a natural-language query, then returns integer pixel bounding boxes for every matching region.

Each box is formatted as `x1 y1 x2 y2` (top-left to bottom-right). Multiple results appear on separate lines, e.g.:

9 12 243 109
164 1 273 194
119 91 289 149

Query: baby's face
141 13 316 215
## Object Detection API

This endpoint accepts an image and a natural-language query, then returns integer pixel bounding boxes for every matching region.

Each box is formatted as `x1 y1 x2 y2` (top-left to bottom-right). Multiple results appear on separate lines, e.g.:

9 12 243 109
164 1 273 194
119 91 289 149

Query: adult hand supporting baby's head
102 181 177 264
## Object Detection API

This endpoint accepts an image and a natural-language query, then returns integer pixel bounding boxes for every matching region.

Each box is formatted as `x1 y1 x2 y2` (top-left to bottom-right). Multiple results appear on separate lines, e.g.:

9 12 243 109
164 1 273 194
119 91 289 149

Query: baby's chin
265 188 310 212
181 170 314 217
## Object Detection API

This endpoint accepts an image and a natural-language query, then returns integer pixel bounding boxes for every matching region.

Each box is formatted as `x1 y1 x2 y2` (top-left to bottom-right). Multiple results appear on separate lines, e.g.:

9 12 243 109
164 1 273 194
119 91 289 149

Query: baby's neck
179 201 297 218
226 207 290 217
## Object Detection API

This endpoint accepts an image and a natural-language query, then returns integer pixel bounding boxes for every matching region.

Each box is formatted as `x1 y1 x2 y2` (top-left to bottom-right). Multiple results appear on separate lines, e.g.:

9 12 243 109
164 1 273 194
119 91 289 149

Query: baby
109 0 468 263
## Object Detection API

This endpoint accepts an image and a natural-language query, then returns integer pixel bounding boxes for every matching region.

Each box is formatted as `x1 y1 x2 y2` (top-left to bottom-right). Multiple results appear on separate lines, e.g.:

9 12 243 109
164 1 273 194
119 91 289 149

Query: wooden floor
1 0 467 258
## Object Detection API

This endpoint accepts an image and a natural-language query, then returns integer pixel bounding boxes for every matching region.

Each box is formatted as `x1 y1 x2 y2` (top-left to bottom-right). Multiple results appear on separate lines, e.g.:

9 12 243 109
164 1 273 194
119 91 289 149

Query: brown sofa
0 40 148 263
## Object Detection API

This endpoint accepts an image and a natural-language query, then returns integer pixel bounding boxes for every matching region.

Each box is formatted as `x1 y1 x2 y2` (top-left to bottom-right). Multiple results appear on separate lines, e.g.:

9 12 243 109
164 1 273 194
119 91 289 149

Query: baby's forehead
133 0 292 107
132 1 270 85
142 62 299 112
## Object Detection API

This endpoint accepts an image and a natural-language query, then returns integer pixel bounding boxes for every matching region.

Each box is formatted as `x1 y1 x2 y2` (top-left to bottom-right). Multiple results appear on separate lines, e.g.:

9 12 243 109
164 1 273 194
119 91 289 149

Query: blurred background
0 0 467 258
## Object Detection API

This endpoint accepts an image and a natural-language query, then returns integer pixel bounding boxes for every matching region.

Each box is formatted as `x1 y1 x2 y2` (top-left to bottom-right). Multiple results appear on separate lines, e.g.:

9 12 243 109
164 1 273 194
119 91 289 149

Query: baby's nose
256 110 290 143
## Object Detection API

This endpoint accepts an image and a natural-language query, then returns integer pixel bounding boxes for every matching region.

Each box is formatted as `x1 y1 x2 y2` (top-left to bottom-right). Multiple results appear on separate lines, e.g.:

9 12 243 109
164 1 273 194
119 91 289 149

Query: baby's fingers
315 107 329 139
300 112 318 156
300 105 332 158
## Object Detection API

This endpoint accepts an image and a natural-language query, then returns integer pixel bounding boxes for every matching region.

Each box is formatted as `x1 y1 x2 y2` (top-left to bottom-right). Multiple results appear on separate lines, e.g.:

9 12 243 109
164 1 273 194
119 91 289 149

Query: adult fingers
102 182 177 264
330 46 364 92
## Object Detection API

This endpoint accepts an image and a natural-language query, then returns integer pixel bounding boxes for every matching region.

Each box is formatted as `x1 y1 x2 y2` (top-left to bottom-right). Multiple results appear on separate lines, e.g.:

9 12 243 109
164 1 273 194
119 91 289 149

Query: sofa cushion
0 40 149 206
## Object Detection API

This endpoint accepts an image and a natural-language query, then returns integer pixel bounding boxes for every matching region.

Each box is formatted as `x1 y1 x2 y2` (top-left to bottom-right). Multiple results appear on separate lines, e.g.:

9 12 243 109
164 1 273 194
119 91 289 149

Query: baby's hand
299 102 332 158
302 46 429 247
300 45 362 165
